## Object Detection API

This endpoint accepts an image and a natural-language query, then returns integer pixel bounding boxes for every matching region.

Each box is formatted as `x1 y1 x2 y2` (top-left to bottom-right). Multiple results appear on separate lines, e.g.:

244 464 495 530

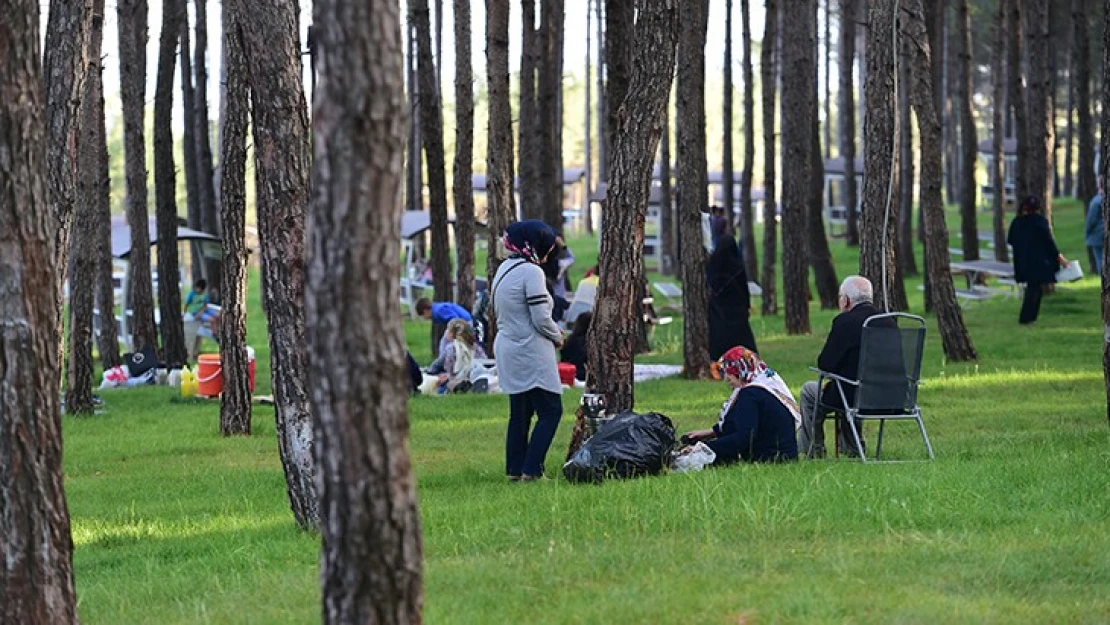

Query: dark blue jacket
706 387 798 464
1008 213 1060 285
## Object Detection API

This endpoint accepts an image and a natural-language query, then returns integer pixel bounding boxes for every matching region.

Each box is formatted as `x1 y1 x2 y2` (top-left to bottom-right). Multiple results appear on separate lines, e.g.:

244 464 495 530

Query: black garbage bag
563 411 676 484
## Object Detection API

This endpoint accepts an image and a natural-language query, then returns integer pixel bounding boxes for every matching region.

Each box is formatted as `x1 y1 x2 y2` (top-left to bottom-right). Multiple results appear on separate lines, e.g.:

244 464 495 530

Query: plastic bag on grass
672 442 717 473
563 411 676 484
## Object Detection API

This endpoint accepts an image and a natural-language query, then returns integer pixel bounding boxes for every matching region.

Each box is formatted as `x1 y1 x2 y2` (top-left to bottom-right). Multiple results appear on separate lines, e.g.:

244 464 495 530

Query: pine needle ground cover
67 203 1109 623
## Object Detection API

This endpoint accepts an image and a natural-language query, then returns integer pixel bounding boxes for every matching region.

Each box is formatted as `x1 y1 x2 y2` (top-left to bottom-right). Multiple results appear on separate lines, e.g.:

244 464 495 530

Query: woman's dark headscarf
1019 195 1042 216
711 215 730 244
504 219 557 265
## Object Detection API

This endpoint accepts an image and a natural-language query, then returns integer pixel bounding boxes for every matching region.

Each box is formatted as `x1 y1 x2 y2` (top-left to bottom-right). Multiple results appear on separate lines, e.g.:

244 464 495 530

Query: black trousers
1019 281 1044 324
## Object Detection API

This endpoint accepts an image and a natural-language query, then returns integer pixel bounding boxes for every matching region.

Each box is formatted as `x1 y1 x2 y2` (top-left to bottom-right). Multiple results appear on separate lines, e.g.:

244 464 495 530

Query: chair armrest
808 367 859 386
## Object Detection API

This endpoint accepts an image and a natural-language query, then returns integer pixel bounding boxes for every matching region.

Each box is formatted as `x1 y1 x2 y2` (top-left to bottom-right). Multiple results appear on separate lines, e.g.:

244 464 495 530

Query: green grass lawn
67 201 1110 623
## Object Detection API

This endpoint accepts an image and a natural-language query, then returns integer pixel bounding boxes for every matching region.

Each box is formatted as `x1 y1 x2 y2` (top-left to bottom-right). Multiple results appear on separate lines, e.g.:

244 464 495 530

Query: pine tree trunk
454 0 476 310
519 0 540 218
723 0 735 223
93 16 122 371
236 0 320 529
218 7 252 438
841 0 860 247
588 0 679 412
1064 11 1075 199
859 0 903 312
118 0 158 354
309 0 425 617
899 33 919 277
676 0 713 375
922 0 944 313
180 6 203 282
1075 0 1096 205
808 7 839 311
1008 0 1030 202
155 0 187 368
905 0 977 362
760 0 779 315
585 4 594 236
195 0 219 239
406 23 423 214
606 0 634 165
740 0 758 281
68 0 107 415
660 107 676 275
823 0 832 159
956 0 979 260
780 0 814 334
485 0 515 286
992 0 1010 263
1101 0 1110 428
943 8 958 205
0 2 79 616
1024 0 1053 223
596 0 608 185
538 0 565 231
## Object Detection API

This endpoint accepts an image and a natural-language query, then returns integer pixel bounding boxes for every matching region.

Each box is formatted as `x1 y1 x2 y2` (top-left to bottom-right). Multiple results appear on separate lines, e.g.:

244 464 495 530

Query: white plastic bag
672 442 717 473
1055 260 1083 283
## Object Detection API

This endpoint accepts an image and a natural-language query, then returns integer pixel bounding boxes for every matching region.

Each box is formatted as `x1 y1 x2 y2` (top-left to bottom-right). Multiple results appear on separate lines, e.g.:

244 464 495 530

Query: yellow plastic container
180 366 198 399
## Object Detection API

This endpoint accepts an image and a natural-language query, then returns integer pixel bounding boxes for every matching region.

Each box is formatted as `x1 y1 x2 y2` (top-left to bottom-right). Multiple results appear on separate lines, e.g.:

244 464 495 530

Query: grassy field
66 200 1110 623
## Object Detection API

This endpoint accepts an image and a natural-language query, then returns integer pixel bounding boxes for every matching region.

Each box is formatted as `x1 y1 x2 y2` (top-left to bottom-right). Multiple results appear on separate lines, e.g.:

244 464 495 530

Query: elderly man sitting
798 276 895 458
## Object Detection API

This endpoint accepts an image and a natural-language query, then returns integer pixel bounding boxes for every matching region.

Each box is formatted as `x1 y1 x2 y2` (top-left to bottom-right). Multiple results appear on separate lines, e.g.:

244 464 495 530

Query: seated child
185 279 220 336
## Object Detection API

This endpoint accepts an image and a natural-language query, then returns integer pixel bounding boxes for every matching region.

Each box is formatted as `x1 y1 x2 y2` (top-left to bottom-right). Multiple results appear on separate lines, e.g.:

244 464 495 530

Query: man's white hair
839 275 873 307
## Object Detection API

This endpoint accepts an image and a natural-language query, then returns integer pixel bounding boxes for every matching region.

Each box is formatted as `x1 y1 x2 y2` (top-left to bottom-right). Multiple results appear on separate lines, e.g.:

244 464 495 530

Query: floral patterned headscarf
503 219 557 265
715 345 801 429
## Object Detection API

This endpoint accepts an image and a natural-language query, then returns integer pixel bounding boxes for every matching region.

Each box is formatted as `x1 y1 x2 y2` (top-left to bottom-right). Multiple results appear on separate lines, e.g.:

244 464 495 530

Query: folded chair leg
915 413 935 460
875 419 886 460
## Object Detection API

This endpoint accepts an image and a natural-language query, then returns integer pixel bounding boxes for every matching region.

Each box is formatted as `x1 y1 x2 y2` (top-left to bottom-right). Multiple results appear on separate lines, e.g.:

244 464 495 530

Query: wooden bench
653 280 763 309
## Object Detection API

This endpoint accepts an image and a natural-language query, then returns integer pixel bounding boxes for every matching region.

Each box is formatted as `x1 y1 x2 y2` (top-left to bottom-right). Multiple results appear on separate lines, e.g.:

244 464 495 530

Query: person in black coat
706 215 757 360
1008 195 1069 325
798 276 895 458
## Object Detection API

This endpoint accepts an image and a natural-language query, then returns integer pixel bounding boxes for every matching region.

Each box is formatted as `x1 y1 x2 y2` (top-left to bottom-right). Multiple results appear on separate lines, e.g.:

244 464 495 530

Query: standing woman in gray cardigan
492 220 564 482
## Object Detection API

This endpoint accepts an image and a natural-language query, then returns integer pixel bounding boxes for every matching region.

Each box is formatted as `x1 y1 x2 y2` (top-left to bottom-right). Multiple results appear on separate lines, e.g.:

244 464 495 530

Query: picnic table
948 259 1019 304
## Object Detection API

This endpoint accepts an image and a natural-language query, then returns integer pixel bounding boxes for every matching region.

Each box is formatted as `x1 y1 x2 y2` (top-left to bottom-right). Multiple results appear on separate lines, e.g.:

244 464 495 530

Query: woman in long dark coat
1007 196 1068 325
707 216 757 359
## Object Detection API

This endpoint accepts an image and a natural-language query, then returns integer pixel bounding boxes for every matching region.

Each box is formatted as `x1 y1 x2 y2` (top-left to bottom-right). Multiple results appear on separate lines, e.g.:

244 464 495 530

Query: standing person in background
491 220 565 482
706 215 756 360
1008 196 1069 325
1086 176 1105 274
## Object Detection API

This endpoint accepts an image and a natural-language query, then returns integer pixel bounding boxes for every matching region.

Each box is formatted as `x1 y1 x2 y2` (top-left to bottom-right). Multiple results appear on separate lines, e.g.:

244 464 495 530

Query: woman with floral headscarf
681 346 799 464
491 220 565 481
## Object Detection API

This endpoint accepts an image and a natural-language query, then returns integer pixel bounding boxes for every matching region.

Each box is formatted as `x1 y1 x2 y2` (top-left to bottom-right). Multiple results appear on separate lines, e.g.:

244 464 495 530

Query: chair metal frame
810 312 934 463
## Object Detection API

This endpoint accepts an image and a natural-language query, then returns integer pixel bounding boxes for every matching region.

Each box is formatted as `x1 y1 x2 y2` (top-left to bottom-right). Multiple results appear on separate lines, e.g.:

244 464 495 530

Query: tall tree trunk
1024 0 1053 223
155 0 187 368
1075 0 1096 205
588 0 679 412
538 0 565 231
905 0 977 362
943 7 958 205
67 0 107 416
406 23 423 213
839 0 859 247
760 0 779 315
921 0 944 313
454 0 476 311
1064 8 1075 199
486 0 516 288
519 0 540 218
780 0 814 333
606 0 634 167
993 0 1010 263
859 0 904 312
309 0 425 618
412 0 452 308
723 0 735 223
660 103 676 275
0 0 79 617
899 32 919 277
195 0 219 238
118 0 158 354
585 2 594 235
93 11 121 371
1008 0 1029 202
956 0 979 260
808 1 839 310
236 0 320 529
596 0 608 187
676 0 713 376
180 5 203 281
740 0 758 280
218 3 252 438
823 0 832 159
1101 0 1110 428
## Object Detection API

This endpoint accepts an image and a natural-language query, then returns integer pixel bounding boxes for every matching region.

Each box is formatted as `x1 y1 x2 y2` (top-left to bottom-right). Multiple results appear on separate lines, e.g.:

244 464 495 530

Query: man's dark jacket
816 302 894 410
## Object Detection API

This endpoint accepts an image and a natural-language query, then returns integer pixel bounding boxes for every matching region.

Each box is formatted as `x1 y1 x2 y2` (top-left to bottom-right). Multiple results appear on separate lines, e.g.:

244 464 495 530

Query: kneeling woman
682 346 799 464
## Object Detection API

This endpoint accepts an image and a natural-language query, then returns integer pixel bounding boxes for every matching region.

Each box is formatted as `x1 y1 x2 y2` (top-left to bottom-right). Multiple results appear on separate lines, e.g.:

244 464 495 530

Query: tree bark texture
180 5 202 282
236 0 320 530
589 0 679 412
808 7 839 310
780 0 814 333
485 0 516 285
538 0 565 231
195 0 219 239
1023 0 1053 224
118 0 158 354
1063 9 1075 199
992 0 1010 262
955 0 978 261
899 33 919 276
309 0 425 619
740 0 758 281
0 1 79 617
1101 0 1110 427
605 0 634 169
840 0 860 246
823 0 832 159
943 7 957 204
1007 0 1029 202
411 0 452 304
453 0 476 310
660 106 676 275
761 0 779 315
1075 0 1096 205
723 0 735 223
218 5 252 438
596 0 608 184
44 0 92 367
67 0 108 415
519 0 540 218
93 5 121 371
905 0 977 362
154 0 187 367
406 23 423 214
676 0 713 375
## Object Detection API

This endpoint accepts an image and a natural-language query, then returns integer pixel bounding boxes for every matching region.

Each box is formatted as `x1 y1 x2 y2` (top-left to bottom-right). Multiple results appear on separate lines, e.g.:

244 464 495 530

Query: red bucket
558 362 577 386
